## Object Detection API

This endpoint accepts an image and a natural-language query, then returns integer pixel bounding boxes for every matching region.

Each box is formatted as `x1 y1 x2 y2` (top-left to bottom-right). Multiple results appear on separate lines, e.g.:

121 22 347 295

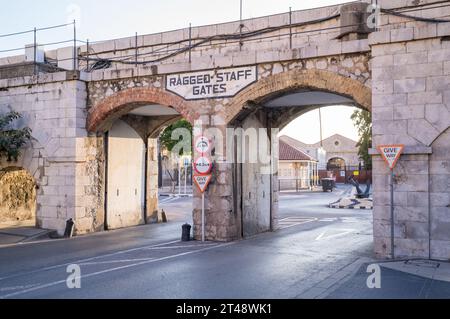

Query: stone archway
87 87 198 132
87 87 199 232
226 68 371 124
217 68 372 240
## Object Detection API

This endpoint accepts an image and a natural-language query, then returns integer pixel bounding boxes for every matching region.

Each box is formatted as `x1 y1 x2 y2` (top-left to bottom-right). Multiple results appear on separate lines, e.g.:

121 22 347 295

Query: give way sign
378 144 404 169
193 174 212 193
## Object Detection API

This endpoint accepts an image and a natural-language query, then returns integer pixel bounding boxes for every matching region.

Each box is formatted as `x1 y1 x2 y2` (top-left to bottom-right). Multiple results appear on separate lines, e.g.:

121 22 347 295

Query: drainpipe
143 138 149 225
103 132 109 231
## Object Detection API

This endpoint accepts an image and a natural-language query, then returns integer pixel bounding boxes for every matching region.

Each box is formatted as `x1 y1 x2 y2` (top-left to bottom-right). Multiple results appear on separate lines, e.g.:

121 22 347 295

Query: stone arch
327 157 346 170
226 68 371 124
87 87 198 132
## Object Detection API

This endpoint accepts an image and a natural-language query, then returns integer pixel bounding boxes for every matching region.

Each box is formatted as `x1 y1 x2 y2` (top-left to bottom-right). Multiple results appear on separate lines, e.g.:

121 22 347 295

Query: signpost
378 144 404 259
193 135 213 242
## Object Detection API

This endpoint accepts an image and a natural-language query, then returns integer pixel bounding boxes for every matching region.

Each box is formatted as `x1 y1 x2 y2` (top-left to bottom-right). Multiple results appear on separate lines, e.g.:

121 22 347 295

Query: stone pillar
370 24 450 259
146 138 159 223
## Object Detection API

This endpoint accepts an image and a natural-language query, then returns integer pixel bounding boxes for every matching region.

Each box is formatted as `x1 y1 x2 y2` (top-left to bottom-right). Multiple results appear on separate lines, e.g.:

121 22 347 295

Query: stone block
408 119 439 146
373 80 393 94
372 42 406 56
390 28 414 42
414 24 437 39
407 38 441 53
393 78 426 93
425 103 450 133
431 240 450 260
408 91 442 105
368 30 391 45
437 22 450 37
395 238 429 258
393 104 424 120
372 106 393 121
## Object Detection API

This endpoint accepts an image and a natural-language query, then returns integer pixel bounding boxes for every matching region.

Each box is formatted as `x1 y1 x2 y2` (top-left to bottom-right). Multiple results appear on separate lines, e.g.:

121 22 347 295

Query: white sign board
194 174 212 193
378 144 404 169
195 136 211 154
166 66 257 100
194 156 212 175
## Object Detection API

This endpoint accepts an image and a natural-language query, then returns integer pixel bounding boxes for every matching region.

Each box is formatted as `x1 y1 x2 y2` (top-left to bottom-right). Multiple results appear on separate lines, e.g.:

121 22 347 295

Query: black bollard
181 223 191 241
64 218 75 238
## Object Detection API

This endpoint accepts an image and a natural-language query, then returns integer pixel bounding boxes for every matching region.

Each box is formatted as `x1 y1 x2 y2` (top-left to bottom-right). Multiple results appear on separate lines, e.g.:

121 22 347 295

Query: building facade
0 0 449 260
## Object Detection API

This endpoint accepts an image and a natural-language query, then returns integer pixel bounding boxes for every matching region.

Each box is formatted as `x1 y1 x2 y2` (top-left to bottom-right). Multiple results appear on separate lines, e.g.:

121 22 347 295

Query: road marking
144 243 219 250
278 217 317 230
159 197 179 204
315 228 355 241
0 284 40 292
0 242 235 299
0 239 179 282
319 218 338 222
79 258 156 266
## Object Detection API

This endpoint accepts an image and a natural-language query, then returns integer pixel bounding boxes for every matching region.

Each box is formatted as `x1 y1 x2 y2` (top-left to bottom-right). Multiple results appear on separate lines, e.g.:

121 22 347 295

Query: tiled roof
279 140 316 161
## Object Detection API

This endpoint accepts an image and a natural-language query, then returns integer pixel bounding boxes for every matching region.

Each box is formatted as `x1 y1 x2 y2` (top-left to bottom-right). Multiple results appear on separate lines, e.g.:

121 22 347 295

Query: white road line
0 242 235 299
144 243 219 250
0 239 179 282
315 229 355 241
319 218 338 222
79 258 155 266
278 218 317 230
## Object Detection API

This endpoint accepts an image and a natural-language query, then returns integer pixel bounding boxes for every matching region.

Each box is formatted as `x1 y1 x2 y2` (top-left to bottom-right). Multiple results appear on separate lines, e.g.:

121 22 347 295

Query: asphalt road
0 185 374 299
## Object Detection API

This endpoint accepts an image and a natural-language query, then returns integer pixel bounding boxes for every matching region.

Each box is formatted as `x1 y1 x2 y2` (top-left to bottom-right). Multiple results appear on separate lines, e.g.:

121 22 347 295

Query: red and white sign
195 136 211 154
378 144 404 169
193 174 212 193
194 156 213 174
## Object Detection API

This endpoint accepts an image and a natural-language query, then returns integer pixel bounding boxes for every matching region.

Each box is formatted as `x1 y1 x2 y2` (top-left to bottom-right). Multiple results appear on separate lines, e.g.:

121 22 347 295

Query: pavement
326 260 450 299
0 184 449 299
0 221 54 246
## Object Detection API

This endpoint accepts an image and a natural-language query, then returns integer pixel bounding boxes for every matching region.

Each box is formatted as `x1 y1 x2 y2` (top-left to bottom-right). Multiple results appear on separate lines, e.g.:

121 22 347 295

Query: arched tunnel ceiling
129 104 180 116
263 90 354 108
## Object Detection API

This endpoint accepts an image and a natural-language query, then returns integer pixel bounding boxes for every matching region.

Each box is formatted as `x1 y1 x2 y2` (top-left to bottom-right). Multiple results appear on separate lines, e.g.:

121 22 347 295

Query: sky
280 105 359 144
0 0 360 142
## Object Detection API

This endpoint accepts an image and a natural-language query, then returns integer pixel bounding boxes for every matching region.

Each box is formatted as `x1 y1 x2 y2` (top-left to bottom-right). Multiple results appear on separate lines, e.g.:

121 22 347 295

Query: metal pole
135 32 138 67
319 107 323 147
390 168 395 259
189 23 192 63
178 159 181 196
289 7 293 49
184 163 187 195
202 192 205 242
73 20 77 71
86 39 90 72
33 27 37 76
239 0 243 50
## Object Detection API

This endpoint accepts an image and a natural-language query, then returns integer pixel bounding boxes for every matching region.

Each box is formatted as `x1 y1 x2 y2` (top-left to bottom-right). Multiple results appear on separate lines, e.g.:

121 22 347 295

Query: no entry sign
194 156 213 174
378 145 404 169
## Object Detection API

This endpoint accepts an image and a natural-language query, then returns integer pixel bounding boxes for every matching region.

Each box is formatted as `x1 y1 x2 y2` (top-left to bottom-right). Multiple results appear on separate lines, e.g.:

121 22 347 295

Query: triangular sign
378 144 404 169
193 174 212 193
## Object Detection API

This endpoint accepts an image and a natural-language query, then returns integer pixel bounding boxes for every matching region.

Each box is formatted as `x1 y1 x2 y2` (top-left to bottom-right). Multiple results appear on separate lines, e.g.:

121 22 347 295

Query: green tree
351 109 372 170
0 112 32 161
159 119 192 155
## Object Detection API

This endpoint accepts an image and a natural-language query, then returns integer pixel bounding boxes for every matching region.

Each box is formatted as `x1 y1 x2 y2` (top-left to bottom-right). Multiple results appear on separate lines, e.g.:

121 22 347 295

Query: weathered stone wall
0 74 103 235
370 0 450 259
429 128 450 260
0 169 36 224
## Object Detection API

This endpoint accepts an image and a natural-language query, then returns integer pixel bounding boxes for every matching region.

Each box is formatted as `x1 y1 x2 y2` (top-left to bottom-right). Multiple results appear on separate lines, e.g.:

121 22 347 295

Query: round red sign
194 156 212 175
